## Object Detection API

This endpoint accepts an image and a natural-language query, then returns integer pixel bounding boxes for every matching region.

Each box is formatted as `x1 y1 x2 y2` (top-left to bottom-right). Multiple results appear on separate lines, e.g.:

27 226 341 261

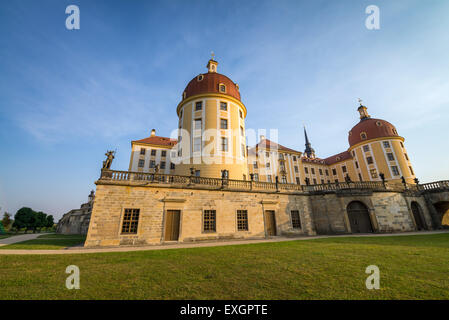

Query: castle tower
174 57 248 180
303 126 316 159
348 101 416 184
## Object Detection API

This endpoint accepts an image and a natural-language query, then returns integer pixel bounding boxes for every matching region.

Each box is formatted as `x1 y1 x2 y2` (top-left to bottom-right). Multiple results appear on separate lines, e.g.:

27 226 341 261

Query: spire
357 98 371 120
303 125 316 159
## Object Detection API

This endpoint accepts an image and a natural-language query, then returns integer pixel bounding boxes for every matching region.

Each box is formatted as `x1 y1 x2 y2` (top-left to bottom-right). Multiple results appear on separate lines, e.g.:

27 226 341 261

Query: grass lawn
0 235 12 239
0 233 448 299
0 234 86 250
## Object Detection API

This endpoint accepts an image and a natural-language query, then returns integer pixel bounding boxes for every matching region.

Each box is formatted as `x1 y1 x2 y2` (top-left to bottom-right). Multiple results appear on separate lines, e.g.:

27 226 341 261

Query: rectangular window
304 167 309 174
160 161 166 169
325 169 329 176
241 144 246 157
161 150 166 157
149 160 155 168
391 166 400 176
140 148 146 155
203 210 216 232
151 149 157 156
370 168 378 178
195 170 200 177
267 175 272 183
239 110 243 118
294 166 299 173
240 126 244 136
193 137 201 152
195 101 202 111
404 153 409 161
355 161 359 169
266 162 270 168
342 166 347 173
220 119 228 129
254 173 259 181
332 168 337 175
194 119 202 130
236 210 248 231
400 142 404 148
319 168 323 175
279 153 284 160
121 209 140 234
220 102 227 111
383 141 391 148
311 168 315 174
358 173 362 181
313 178 317 185
138 159 145 167
253 161 258 169
265 152 270 158
366 156 373 164
409 166 414 175
296 177 300 184
363 145 370 152
321 179 324 184
281 176 287 183
293 156 297 161
170 163 175 170
387 153 395 161
221 137 228 152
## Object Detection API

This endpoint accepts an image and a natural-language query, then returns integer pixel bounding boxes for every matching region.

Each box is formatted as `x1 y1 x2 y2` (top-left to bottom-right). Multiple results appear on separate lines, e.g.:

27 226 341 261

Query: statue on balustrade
102 150 115 169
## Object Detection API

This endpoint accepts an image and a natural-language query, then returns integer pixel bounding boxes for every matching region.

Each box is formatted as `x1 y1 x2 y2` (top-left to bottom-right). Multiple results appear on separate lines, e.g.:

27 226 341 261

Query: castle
83 58 449 247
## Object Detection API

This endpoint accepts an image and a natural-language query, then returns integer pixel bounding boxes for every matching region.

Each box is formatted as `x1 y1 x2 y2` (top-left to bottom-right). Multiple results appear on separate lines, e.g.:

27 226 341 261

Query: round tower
348 101 416 184
174 57 248 180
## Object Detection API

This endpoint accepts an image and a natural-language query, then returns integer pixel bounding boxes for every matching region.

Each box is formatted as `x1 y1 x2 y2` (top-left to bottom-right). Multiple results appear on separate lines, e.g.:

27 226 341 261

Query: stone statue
102 150 115 169
154 164 160 174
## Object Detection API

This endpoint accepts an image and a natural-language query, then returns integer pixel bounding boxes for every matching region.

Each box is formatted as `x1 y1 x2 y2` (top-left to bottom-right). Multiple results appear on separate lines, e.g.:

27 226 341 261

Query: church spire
303 125 316 159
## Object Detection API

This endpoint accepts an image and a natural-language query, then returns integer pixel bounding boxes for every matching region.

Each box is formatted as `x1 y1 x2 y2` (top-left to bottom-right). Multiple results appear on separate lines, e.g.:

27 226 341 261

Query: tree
46 215 55 230
12 207 35 233
0 223 5 235
35 211 47 232
1 212 12 230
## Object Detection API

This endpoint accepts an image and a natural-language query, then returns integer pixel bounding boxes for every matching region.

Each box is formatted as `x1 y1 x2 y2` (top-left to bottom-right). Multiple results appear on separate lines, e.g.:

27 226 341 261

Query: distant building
56 191 94 235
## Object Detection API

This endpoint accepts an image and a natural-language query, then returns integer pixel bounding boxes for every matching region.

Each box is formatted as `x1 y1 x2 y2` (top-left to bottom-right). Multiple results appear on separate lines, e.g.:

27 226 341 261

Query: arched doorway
410 202 425 230
434 202 449 228
347 201 373 233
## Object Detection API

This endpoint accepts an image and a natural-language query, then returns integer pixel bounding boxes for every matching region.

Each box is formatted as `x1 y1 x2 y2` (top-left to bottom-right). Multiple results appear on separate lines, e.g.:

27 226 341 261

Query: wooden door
264 210 277 236
164 210 180 241
347 201 373 233
411 202 425 230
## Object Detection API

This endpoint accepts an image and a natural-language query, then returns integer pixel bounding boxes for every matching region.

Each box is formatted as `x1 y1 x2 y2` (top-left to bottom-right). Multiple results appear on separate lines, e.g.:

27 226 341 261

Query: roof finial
358 98 363 106
211 51 215 60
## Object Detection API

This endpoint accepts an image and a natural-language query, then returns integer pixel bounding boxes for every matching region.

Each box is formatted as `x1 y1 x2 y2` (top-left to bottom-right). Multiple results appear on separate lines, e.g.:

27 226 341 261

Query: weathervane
358 98 363 106
211 51 215 60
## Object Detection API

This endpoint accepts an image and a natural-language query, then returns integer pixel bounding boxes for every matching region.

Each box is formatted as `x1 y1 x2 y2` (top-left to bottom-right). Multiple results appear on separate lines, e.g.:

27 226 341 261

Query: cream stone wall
85 182 316 247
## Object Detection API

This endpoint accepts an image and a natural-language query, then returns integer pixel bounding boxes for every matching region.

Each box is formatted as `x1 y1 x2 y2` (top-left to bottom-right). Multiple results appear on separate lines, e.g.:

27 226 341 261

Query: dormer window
392 128 398 135
376 121 382 127
197 74 204 81
360 132 367 140
182 92 186 99
219 84 226 93
348 131 352 136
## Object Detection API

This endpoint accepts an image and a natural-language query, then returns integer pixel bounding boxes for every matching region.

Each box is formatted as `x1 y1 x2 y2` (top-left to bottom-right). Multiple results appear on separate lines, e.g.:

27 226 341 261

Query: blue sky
1 0 448 220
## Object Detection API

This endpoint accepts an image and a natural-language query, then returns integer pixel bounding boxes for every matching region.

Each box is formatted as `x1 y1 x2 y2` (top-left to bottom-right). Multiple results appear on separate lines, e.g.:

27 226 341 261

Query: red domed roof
183 72 241 101
348 118 399 147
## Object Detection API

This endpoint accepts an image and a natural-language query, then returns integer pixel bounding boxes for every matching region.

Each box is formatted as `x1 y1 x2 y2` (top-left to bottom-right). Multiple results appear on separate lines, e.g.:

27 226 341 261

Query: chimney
151 129 156 137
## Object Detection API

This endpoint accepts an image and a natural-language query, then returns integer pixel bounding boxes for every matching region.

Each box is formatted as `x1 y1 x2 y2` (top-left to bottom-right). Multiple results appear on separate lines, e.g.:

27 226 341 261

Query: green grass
0 233 448 299
0 235 12 239
0 234 86 250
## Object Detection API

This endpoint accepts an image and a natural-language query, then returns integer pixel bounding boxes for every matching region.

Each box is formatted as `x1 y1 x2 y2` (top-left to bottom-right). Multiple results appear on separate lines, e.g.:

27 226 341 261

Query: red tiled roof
183 72 241 101
301 157 326 164
132 136 177 147
348 118 399 147
323 151 352 165
252 139 302 154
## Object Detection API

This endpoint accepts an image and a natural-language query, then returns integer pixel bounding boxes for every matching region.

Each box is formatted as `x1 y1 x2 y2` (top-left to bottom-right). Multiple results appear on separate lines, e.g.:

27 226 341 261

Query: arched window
411 202 425 230
219 84 226 93
360 132 367 140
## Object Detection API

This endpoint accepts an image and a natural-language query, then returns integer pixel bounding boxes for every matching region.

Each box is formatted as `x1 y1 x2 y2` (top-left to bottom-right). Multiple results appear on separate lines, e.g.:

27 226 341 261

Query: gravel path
0 230 447 255
0 233 44 245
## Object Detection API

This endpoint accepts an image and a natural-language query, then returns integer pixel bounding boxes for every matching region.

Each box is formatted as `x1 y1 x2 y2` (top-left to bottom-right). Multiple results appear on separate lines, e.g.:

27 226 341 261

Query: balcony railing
98 169 432 194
